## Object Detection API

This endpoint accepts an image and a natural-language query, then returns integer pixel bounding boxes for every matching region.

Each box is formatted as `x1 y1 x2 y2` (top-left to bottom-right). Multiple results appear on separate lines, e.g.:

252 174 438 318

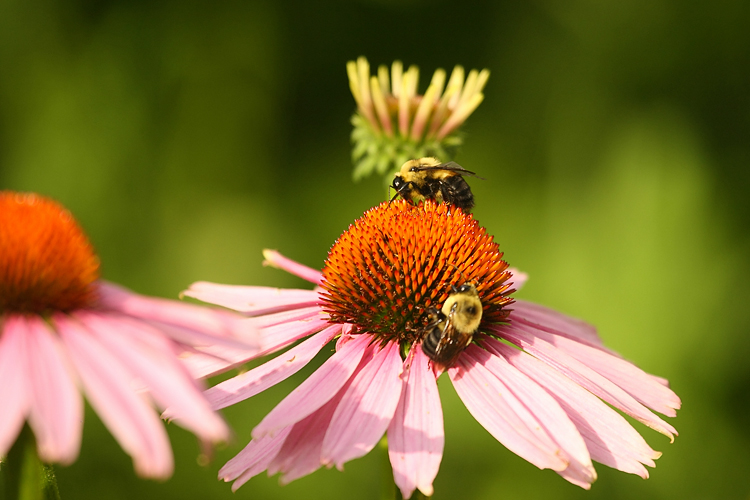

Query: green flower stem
2 426 61 500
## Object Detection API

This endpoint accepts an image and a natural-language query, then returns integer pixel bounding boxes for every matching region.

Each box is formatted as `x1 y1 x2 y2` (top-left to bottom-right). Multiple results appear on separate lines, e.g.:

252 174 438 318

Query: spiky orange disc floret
0 191 100 314
320 200 515 344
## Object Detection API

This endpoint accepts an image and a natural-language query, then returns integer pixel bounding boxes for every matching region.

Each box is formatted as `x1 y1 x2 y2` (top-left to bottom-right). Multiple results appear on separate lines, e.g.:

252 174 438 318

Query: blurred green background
1 0 749 498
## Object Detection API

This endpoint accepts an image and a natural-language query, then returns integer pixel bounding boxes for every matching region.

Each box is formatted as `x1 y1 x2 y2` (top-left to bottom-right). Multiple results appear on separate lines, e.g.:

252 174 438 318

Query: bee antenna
388 187 401 205
446 263 469 284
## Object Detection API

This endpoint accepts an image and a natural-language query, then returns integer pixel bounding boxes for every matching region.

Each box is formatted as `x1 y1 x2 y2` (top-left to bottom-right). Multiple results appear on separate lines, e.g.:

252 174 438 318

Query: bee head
388 175 408 205
450 282 478 296
391 175 406 192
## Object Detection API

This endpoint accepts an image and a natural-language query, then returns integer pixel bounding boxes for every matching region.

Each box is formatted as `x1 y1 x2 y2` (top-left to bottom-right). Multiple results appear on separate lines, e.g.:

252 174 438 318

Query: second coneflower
185 200 680 499
0 191 260 479
347 57 489 181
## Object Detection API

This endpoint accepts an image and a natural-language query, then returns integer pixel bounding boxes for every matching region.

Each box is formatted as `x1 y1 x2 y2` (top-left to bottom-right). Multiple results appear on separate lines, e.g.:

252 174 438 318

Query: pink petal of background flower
0 280 262 479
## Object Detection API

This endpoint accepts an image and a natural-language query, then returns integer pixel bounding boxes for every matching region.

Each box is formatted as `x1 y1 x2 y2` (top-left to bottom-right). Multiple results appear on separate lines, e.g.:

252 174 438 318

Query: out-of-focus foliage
0 0 748 499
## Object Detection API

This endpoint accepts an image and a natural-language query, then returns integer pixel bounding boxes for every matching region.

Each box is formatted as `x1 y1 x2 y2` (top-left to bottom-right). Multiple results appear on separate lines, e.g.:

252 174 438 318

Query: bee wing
412 161 486 180
435 318 458 353
433 318 474 367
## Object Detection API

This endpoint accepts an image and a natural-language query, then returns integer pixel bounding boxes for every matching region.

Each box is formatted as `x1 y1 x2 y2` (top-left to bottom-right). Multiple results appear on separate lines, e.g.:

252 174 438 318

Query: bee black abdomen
416 179 441 201
421 327 441 360
441 176 475 211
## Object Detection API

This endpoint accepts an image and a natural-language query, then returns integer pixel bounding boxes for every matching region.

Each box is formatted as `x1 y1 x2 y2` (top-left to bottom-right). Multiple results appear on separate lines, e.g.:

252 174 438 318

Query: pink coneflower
0 191 260 478
185 200 680 498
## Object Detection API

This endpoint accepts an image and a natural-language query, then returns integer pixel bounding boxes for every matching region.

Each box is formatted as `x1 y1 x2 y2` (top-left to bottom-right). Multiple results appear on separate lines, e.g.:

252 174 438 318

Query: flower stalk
2 426 61 500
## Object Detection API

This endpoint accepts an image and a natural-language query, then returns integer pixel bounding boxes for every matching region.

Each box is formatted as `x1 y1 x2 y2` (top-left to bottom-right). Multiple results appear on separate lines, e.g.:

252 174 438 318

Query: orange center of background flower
320 200 515 344
0 191 100 314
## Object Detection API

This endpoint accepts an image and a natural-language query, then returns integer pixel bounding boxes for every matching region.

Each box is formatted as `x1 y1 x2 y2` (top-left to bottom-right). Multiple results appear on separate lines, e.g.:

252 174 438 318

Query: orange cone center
320 200 515 344
0 191 100 314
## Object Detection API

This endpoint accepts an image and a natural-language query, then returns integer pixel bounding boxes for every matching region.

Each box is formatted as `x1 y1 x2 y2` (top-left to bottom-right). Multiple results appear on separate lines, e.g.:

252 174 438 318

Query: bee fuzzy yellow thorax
442 283 483 333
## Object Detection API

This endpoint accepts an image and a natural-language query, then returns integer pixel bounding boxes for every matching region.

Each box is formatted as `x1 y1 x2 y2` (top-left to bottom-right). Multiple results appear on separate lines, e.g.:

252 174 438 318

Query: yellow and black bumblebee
390 157 482 212
421 283 483 369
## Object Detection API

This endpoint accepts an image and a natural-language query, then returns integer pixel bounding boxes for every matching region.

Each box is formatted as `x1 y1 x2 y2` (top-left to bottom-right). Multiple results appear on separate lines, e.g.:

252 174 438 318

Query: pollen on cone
319 200 515 343
0 191 100 313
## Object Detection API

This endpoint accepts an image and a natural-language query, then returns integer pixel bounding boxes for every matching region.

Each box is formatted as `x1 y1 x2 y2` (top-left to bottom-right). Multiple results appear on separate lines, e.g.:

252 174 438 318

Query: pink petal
530 330 681 416
263 249 323 285
495 323 678 440
76 311 229 443
254 316 332 357
204 325 340 410
511 300 607 349
175 307 324 379
98 281 259 349
0 316 30 456
508 268 528 291
269 390 347 485
651 374 671 387
487 339 660 478
24 316 83 465
177 344 261 380
473 339 596 488
388 347 444 499
183 281 319 315
449 346 569 472
252 333 370 439
55 315 174 478
249 306 322 328
321 340 404 468
219 428 292 491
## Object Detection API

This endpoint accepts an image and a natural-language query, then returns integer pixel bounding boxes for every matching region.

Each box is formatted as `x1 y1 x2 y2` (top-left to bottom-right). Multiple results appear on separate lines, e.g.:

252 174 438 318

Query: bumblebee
421 283 483 369
390 157 482 212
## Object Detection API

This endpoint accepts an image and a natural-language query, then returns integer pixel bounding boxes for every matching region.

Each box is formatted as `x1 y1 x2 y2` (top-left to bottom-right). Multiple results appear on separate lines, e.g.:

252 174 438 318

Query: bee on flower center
390 157 482 212
421 283 483 369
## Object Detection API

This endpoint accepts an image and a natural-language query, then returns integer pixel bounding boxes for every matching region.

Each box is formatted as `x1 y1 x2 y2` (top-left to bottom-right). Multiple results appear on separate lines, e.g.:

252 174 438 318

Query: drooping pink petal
204 325 340 410
249 306 322 328
263 249 323 285
472 340 596 488
98 281 259 348
508 268 528 291
508 307 677 417
526 329 681 417
177 344 262 380
268 394 344 485
24 316 83 465
254 316 332 357
512 300 607 349
145 321 261 359
183 281 319 315
219 428 292 491
335 324 355 349
55 314 174 478
449 346 569 472
321 340 403 468
176 312 331 380
388 347 444 499
76 311 229 443
486 338 661 478
252 333 370 439
0 316 31 457
495 323 678 440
